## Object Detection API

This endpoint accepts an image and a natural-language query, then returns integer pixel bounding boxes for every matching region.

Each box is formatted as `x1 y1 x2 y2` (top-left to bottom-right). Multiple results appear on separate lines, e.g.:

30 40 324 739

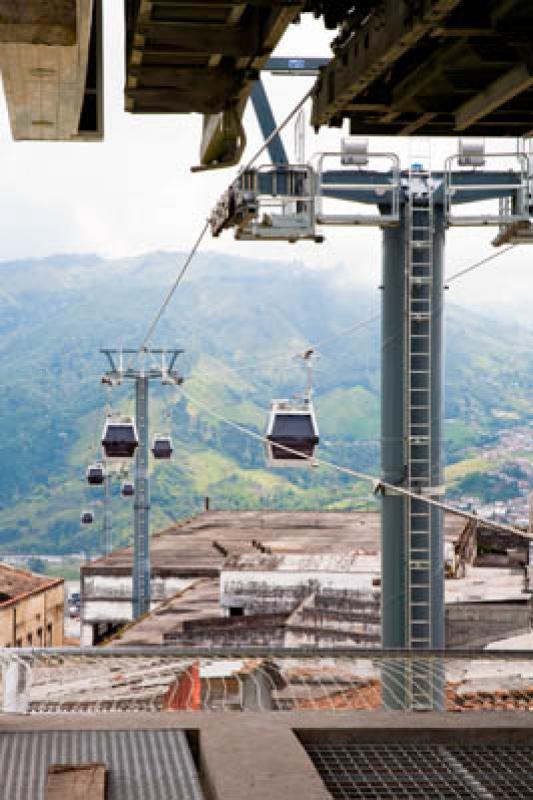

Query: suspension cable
134 87 314 356
189 310 381 382
446 244 516 284
179 387 529 539
138 220 210 353
188 238 517 386
239 87 314 175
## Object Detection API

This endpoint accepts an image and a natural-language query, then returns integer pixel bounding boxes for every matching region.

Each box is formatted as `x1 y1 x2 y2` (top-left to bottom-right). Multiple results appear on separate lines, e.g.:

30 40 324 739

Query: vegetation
0 252 530 554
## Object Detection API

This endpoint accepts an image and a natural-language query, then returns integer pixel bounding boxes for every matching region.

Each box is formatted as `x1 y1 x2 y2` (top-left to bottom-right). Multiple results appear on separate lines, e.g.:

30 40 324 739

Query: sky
0 4 530 315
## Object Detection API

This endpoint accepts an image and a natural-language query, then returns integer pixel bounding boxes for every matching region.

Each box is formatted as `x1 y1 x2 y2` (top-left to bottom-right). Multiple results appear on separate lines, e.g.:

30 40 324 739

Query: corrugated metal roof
0 730 203 800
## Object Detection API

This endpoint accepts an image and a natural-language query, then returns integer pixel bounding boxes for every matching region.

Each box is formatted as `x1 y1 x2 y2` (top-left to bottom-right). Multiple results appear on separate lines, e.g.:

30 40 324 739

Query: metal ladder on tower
405 158 434 704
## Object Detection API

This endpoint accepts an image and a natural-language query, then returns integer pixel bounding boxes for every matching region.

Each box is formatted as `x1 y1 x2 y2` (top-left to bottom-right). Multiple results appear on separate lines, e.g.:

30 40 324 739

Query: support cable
189 240 519 386
134 87 314 356
179 386 528 540
239 87 313 176
138 220 210 354
446 245 516 285
189 311 381 381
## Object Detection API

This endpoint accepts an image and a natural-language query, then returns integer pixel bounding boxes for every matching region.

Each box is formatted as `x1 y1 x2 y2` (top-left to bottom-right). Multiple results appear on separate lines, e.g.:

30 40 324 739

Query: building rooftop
445 567 526 604
0 563 62 606
85 510 467 576
113 579 221 647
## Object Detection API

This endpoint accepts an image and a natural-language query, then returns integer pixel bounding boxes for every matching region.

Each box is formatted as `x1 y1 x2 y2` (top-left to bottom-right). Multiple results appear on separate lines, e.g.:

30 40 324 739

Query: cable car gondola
80 510 94 525
102 415 138 460
121 481 135 498
152 435 173 460
86 462 105 486
265 399 319 468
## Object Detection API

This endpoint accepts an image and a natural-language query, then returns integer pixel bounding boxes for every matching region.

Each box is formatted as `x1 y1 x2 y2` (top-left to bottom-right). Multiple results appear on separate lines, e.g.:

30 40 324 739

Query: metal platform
0 729 203 800
304 742 533 799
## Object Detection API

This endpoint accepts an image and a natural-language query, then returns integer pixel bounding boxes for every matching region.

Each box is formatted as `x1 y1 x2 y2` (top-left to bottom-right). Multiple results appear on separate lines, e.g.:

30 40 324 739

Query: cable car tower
100 348 183 618
210 64 533 708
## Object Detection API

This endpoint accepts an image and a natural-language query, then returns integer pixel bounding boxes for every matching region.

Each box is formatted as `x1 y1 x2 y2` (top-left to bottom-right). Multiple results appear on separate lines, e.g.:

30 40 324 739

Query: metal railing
3 648 533 715
235 164 320 242
444 152 530 226
314 151 401 227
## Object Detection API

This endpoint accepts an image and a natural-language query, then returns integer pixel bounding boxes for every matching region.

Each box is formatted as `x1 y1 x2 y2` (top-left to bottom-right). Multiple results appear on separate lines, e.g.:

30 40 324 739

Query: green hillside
0 251 530 555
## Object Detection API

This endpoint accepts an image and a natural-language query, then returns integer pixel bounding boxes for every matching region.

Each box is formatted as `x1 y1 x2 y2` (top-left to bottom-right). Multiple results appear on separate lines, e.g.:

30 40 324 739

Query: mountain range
0 251 530 555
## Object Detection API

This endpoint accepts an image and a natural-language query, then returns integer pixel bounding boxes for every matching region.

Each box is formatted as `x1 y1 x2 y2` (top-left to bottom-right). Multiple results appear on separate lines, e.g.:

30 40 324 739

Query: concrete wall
0 0 98 140
80 573 195 644
446 602 532 649
82 574 194 623
221 570 377 615
0 581 64 647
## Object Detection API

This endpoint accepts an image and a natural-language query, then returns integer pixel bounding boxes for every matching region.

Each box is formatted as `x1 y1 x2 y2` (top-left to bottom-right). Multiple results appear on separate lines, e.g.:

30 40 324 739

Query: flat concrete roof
445 567 526 604
113 579 221 646
84 510 466 577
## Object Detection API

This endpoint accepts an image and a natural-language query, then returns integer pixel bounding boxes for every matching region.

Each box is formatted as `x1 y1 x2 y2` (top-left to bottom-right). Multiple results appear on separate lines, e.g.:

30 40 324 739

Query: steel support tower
381 178 446 709
101 348 183 618
103 462 112 555
210 137 530 708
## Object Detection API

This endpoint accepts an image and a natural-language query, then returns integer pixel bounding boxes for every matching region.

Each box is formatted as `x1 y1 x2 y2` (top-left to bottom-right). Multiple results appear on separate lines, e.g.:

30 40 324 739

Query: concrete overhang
311 0 533 138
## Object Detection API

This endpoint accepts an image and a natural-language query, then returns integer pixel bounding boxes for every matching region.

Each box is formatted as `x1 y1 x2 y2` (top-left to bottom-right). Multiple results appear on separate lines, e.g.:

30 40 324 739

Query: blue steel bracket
209 165 530 239
209 166 401 239
444 154 530 226
250 80 288 166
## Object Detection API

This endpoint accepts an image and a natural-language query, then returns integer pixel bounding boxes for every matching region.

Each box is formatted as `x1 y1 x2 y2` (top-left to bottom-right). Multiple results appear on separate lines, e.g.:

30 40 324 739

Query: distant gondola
80 510 94 525
102 415 138 460
86 462 105 485
121 481 135 498
152 435 173 460
265 399 319 468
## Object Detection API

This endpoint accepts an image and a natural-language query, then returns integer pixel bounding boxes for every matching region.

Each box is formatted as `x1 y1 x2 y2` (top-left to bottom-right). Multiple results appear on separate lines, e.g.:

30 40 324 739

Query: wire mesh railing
2 648 533 715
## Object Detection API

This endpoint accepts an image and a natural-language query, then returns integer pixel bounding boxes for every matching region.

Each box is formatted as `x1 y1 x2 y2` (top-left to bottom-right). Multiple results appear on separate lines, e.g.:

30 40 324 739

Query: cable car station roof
124 1 305 116
2 2 533 156
310 0 533 137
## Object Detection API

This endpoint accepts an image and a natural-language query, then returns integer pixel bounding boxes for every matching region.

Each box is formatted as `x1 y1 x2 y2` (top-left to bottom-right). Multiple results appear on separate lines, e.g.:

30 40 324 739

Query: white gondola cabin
102 415 138 460
265 399 319 468
81 510 94 525
152 435 173 460
86 462 105 486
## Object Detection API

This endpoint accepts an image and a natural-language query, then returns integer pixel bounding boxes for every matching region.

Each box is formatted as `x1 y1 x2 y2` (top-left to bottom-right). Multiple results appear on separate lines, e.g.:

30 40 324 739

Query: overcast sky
0 4 530 313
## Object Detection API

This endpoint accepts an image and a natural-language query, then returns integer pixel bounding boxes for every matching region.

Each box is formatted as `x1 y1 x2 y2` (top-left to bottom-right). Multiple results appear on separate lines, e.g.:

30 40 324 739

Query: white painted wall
221 567 378 605
81 575 195 626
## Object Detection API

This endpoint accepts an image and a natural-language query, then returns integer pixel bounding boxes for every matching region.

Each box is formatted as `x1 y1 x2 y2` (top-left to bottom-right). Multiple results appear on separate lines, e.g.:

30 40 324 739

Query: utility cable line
445 244 516 285
179 387 528 540
188 240 518 386
189 311 381 382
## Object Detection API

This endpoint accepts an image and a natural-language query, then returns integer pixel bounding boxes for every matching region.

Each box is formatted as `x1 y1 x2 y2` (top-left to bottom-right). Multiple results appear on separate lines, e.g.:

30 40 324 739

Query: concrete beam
136 20 260 58
456 63 533 131
196 3 302 169
311 0 462 129
0 0 98 140
0 1 76 46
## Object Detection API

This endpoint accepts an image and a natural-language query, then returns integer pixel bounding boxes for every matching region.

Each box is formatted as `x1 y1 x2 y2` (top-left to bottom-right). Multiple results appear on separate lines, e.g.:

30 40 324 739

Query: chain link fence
2 648 533 714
